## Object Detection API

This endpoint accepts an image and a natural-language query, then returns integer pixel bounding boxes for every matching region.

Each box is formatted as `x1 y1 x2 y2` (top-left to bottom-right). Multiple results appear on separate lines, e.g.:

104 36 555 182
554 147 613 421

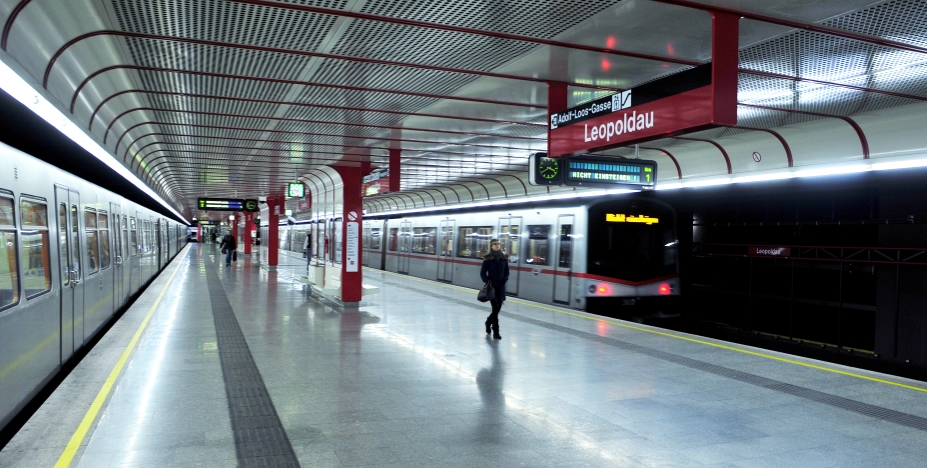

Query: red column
710 11 739 126
243 212 253 255
547 81 568 157
267 196 280 268
388 148 401 193
333 166 363 303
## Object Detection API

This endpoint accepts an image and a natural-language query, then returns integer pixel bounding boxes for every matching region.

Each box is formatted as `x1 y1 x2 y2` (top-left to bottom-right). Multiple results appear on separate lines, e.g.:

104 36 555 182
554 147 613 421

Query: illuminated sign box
287 182 306 198
606 214 659 225
564 157 657 188
197 198 260 212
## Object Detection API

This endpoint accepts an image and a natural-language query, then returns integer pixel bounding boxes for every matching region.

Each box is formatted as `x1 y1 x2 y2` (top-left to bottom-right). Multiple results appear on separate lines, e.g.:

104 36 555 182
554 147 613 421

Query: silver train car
0 142 187 432
282 196 680 312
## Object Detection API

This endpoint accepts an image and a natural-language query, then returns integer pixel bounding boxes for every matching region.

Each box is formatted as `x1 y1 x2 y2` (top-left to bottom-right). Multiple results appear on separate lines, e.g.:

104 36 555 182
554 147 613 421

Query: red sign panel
547 12 739 158
550 85 720 157
749 246 792 257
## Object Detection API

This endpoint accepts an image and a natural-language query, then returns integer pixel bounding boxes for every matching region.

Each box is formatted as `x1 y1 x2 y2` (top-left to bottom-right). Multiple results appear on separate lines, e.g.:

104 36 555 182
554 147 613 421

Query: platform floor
3 243 927 467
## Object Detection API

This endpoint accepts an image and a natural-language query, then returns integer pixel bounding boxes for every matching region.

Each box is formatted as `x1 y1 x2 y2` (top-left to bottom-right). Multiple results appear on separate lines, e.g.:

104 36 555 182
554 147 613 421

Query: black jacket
220 234 237 250
480 252 509 302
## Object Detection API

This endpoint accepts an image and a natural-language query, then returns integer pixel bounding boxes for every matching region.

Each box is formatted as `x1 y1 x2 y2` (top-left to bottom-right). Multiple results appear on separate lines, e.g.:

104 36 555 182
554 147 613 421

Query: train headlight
658 283 673 295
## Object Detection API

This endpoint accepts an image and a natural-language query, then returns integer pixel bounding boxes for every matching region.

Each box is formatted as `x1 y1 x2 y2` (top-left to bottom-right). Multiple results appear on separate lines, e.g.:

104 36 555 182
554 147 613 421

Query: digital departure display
564 157 657 188
197 198 260 212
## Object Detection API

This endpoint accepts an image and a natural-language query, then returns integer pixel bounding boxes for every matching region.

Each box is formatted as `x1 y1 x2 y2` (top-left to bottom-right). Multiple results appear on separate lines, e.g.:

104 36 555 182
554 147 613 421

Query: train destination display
197 198 260 212
564 157 657 189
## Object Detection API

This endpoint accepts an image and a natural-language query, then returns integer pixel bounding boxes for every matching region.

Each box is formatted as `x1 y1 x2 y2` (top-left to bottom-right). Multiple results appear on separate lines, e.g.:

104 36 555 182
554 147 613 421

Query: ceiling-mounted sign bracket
547 11 739 158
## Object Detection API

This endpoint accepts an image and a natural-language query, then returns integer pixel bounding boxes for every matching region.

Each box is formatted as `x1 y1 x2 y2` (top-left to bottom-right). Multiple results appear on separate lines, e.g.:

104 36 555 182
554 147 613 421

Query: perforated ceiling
2 0 927 218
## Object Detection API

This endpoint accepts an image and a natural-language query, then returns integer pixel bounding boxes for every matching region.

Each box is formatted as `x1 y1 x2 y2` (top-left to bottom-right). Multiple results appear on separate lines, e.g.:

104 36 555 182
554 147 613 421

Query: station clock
529 152 563 186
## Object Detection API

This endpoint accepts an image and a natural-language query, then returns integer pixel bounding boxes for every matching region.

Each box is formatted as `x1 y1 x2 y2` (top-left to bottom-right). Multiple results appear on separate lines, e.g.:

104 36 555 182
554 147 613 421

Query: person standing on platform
220 231 237 267
480 239 509 340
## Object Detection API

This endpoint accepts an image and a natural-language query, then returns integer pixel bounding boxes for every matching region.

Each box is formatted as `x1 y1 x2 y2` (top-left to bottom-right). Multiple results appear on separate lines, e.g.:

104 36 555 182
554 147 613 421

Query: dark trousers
225 248 233 265
486 300 502 333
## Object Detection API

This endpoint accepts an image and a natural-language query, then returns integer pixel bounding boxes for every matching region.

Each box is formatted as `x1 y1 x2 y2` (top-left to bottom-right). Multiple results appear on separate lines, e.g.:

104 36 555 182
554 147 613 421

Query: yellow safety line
55 257 185 468
372 268 927 393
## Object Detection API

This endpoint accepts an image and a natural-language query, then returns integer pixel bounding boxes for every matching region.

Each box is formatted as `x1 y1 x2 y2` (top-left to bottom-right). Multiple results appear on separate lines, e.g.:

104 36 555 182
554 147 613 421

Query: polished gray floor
3 243 927 467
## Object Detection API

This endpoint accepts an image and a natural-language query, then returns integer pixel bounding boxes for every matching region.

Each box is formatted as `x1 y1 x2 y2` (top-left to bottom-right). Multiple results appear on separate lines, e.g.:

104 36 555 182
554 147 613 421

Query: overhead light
0 58 188 223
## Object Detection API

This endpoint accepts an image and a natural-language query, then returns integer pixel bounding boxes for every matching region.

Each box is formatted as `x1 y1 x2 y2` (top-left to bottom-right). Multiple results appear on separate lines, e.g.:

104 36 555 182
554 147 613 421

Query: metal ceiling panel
5 0 927 217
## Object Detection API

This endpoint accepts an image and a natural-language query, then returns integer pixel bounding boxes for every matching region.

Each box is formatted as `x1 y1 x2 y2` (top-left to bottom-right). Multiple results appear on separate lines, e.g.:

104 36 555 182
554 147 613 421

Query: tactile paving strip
378 276 927 432
205 261 300 467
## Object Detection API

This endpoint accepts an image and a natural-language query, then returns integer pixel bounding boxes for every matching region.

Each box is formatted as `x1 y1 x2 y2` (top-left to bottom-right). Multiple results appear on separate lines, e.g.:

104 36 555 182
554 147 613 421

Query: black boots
491 323 501 340
485 320 491 334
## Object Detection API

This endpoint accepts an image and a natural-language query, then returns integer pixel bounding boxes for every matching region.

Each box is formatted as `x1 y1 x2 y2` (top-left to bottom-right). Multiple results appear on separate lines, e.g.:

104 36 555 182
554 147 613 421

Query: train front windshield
587 200 677 282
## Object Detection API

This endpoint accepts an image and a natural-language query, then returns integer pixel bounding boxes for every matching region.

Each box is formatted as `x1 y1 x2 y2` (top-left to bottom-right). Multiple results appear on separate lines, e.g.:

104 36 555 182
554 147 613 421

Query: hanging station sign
548 63 737 157
198 198 260 212
547 12 739 158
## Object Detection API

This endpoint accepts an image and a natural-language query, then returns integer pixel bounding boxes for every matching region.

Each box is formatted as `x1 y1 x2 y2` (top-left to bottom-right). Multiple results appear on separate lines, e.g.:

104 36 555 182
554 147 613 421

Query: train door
362 222 371 267
110 203 123 310
553 215 574 305
398 221 411 274
437 219 455 282
498 216 522 296
55 186 82 361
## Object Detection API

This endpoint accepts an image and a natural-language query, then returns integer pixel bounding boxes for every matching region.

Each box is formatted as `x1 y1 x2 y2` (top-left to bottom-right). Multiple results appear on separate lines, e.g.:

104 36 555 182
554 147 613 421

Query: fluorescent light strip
0 59 188 223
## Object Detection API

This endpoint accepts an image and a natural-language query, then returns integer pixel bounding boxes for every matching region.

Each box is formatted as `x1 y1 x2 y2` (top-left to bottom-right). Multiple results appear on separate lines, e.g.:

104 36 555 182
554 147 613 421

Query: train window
412 227 436 255
559 224 573 268
70 205 81 279
84 209 99 274
457 226 492 259
525 225 550 266
500 224 520 263
58 204 68 285
129 217 138 256
371 228 380 249
363 227 371 249
98 212 111 270
0 197 15 226
20 199 51 298
388 228 398 251
0 196 19 309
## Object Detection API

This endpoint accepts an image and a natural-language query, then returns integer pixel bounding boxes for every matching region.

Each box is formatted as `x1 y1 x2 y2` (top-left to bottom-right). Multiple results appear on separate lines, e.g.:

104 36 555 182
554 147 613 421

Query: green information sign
287 182 306 198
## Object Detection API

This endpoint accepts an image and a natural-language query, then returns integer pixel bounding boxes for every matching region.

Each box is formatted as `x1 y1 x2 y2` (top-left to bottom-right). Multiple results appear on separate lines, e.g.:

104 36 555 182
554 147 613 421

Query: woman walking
480 239 509 340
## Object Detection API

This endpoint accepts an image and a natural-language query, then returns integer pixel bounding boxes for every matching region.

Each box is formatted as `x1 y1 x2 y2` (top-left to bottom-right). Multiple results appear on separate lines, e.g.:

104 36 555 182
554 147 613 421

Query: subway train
283 196 680 312
0 142 187 432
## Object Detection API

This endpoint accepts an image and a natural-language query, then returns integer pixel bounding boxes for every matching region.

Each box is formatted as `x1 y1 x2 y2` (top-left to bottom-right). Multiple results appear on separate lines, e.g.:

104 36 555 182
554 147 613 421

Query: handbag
233 250 238 262
477 282 495 303
221 247 227 254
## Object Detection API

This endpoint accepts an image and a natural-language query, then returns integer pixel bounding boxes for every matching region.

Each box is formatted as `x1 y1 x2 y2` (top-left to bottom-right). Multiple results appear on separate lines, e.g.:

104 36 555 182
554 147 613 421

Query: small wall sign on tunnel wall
753 151 762 162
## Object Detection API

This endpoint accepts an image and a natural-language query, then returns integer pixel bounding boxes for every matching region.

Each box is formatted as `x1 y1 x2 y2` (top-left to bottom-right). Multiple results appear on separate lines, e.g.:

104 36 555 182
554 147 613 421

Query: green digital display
564 157 657 188
287 182 306 198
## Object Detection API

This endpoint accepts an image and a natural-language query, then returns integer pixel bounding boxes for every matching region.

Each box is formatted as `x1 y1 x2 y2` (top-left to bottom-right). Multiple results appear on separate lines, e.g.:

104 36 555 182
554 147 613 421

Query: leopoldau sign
547 12 740 158
548 63 736 157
